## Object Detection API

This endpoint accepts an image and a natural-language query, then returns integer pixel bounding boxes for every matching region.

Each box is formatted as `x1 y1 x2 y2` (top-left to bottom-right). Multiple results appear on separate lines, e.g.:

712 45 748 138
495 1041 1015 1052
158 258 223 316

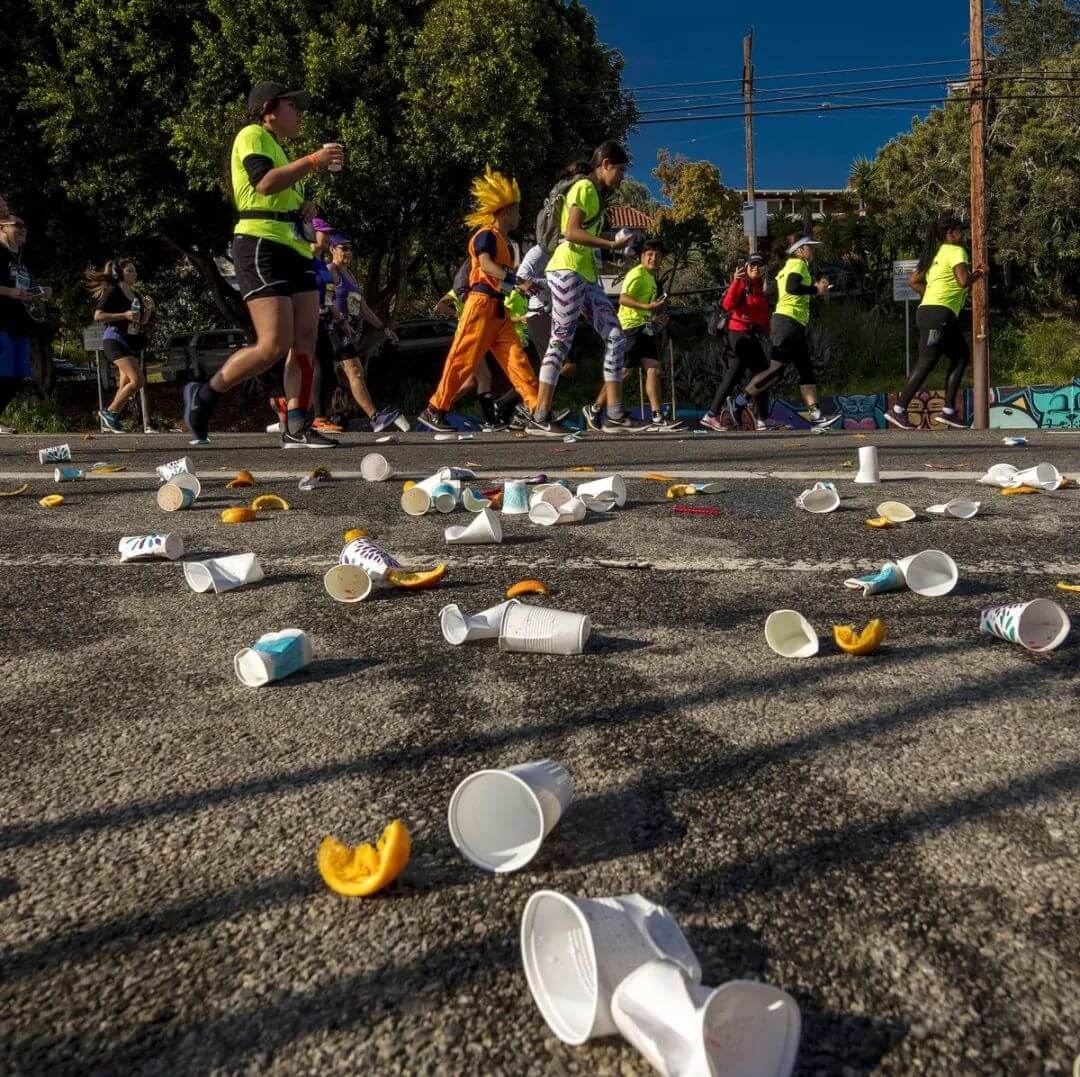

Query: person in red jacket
700 254 772 431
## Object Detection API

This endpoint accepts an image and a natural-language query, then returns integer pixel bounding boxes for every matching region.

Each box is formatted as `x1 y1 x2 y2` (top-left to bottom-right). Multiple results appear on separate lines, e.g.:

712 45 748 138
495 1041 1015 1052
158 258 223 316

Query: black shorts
769 314 815 384
103 338 141 363
622 327 660 370
233 235 316 301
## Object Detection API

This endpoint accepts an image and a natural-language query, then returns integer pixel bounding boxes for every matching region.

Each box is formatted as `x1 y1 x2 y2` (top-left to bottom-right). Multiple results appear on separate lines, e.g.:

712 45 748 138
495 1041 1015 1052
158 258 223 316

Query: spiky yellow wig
465 166 521 230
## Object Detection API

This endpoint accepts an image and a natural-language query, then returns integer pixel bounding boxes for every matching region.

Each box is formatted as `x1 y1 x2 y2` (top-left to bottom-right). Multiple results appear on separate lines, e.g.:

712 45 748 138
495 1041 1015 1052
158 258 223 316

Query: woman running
886 212 987 430
86 258 152 433
183 80 343 447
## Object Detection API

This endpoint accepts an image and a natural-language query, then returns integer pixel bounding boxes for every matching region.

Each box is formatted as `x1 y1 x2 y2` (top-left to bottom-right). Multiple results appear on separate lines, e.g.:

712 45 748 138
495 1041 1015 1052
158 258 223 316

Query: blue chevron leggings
541 270 626 386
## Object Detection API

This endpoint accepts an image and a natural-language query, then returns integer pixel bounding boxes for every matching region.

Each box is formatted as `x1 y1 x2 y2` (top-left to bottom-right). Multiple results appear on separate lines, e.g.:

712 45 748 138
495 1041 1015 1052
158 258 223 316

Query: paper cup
853 445 880 485
876 500 915 523
499 603 591 655
183 553 263 594
393 414 411 432
558 497 587 523
437 466 477 482
234 628 312 687
323 564 374 603
322 142 344 172
521 891 702 1045
156 456 194 483
577 475 627 507
53 467 84 482
897 549 958 597
430 482 458 513
170 472 202 499
118 534 184 562
529 501 561 527
156 481 195 512
401 485 432 516
795 486 840 514
927 498 980 519
360 452 392 482
978 463 1020 488
764 610 819 658
530 484 574 510
448 760 572 873
339 538 401 580
844 562 906 597
445 507 502 544
980 599 1070 652
502 480 530 515
613 963 801 1077
579 491 618 513
462 488 491 512
1013 463 1062 491
38 444 71 464
440 599 520 645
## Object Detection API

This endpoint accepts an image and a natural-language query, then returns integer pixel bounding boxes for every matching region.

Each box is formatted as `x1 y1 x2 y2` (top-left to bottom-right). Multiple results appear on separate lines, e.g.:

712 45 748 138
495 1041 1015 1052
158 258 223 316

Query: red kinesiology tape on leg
295 353 314 409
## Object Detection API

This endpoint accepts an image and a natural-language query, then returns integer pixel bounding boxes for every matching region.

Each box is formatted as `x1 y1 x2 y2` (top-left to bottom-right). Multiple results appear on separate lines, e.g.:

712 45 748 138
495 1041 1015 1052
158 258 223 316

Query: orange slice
0 483 29 497
344 528 369 542
1056 581 1080 593
644 471 675 482
384 564 447 589
220 507 256 524
506 579 550 598
225 470 256 489
38 494 64 508
250 494 289 512
571 466 596 472
1001 485 1039 496
833 619 886 655
401 480 416 492
865 516 894 529
317 820 411 897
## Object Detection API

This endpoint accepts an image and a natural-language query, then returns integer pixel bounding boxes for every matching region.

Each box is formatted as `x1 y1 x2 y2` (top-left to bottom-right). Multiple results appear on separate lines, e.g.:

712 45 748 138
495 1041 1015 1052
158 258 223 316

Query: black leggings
898 305 968 410
709 329 770 415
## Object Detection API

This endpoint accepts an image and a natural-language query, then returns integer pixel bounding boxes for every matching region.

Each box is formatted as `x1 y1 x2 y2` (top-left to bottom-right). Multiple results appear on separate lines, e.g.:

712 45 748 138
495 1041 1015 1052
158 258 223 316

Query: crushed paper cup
529 483 574 510
437 466 477 482
529 501 561 527
448 760 572 873
521 891 702 1045
897 549 958 597
156 456 195 483
577 475 627 507
462 488 491 512
978 463 1020 488
118 534 184 562
927 498 980 518
980 599 1070 652
1002 436 1029 446
441 600 520 645
844 563 905 596
795 486 839 514
499 603 590 655
557 497 587 523
323 564 374 603
339 537 401 580
393 414 411 432
234 628 312 687
764 610 819 658
360 452 393 482
1013 462 1062 491
445 507 502 544
502 480 530 515
38 444 71 464
157 481 194 511
579 490 618 513
853 445 880 485
876 500 915 523
184 553 264 594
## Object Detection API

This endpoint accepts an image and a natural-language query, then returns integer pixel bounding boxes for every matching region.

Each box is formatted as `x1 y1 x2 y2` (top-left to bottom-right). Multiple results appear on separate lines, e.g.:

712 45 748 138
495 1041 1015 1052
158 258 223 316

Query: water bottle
129 296 142 333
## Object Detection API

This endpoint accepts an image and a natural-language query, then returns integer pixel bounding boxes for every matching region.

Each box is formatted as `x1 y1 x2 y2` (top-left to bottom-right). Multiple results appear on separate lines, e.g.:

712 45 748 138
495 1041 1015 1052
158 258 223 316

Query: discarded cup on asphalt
499 603 591 655
611 962 801 1077
795 486 840 513
393 414 411 432
360 452 392 482
896 549 958 597
502 480 530 515
462 487 491 512
401 485 433 516
38 444 71 464
440 599 520 645
53 467 84 482
339 537 401 581
520 891 702 1045
445 507 502 544
530 483 574 510
437 466 477 483
853 445 880 485
323 564 374 603
157 481 195 512
170 472 202 499
156 456 195 483
558 497 587 523
1002 436 1029 447
927 498 980 519
577 474 627 507
234 628 312 687
429 482 458 513
579 490 618 513
448 759 572 873
980 598 1070 652
1013 462 1063 491
875 500 915 523
118 533 184 562
529 501 561 527
764 610 819 658
184 553 264 594
978 463 1020 488
844 562 906 596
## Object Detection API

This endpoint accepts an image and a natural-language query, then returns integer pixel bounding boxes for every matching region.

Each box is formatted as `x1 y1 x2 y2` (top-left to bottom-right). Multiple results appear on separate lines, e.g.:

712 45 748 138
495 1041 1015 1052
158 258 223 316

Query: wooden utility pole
742 28 757 254
970 0 990 428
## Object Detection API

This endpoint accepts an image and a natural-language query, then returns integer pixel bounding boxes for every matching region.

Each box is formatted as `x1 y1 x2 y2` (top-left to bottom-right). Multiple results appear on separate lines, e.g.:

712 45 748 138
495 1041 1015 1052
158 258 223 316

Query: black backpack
535 176 603 254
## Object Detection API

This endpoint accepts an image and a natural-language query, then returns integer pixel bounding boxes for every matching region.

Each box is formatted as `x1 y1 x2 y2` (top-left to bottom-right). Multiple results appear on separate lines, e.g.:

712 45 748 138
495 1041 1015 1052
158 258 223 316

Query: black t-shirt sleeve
473 231 497 260
785 272 817 296
243 153 275 187
96 285 130 314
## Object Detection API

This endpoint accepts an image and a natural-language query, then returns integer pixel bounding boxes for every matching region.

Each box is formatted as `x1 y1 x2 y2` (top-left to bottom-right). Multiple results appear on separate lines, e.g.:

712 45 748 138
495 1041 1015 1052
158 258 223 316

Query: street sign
892 259 919 302
742 200 768 238
82 324 105 351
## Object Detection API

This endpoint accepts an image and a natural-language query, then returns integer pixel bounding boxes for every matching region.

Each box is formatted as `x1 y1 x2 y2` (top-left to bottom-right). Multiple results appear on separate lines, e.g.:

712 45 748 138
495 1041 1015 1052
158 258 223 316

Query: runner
536 141 643 434
326 233 403 433
582 239 681 431
415 167 540 434
700 254 772 432
0 213 50 433
885 212 986 430
741 237 841 431
183 80 343 447
86 258 153 433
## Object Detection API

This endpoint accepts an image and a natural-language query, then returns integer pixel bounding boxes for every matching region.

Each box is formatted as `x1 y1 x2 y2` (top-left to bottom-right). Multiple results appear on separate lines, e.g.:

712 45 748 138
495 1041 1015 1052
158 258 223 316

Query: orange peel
225 470 256 489
220 507 256 524
344 528 369 542
506 579 550 599
1001 485 1039 496
865 516 894 529
1056 581 1080 593
0 483 29 497
250 494 289 512
643 471 675 482
317 820 411 897
384 564 447 590
833 619 886 655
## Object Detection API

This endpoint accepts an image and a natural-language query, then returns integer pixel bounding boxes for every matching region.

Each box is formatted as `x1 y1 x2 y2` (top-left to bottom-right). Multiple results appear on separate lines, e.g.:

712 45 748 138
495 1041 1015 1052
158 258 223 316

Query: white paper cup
795 487 840 513
156 482 194 512
521 891 702 1045
557 497 587 523
323 564 374 603
430 482 458 513
462 487 491 512
38 444 71 464
440 599 520 645
448 760 572 873
978 463 1020 488
170 472 201 499
577 475 627 507
437 466 477 483
579 491 618 513
183 553 264 594
323 142 344 172
529 501 561 527
764 610 819 658
393 414 411 432
853 445 880 485
876 500 916 523
339 537 401 580
980 599 1070 652
118 534 184 562
897 549 958 597
53 467 84 482
530 484 574 510
927 498 980 519
360 452 392 482
612 962 801 1077
401 486 432 516
499 603 591 655
156 456 194 483
502 480 530 515
234 628 312 687
1013 463 1062 491
445 507 502 544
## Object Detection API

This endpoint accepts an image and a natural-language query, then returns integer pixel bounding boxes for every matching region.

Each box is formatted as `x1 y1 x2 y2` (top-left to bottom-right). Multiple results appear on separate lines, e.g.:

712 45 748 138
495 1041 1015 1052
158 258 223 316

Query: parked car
51 358 97 382
163 329 248 381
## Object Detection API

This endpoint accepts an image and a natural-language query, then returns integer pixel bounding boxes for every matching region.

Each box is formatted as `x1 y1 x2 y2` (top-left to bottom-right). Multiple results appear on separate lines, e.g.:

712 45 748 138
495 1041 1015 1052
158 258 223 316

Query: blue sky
584 0 972 194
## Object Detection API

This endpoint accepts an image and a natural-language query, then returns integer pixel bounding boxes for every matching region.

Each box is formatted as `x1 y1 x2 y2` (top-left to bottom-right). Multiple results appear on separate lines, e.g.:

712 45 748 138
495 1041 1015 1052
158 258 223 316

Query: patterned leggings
540 270 626 386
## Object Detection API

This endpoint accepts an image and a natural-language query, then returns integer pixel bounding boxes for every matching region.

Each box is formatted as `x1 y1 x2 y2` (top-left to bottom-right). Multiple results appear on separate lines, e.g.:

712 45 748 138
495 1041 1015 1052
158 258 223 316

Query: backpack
451 260 470 299
706 305 731 338
535 176 602 255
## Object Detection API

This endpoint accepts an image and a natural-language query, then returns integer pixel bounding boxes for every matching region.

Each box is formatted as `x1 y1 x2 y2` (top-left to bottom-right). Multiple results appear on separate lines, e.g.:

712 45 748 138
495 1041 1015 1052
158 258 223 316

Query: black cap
747 253 766 266
247 81 312 114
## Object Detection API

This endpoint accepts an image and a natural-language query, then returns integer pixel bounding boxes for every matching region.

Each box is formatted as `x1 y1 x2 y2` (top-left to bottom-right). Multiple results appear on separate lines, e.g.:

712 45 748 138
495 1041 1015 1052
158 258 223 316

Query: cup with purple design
339 537 401 582
118 533 184 562
980 599 1070 652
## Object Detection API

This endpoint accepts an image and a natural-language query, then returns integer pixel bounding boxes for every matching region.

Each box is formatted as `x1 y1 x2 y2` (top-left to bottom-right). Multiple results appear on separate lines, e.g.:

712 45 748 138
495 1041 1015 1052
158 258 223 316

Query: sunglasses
335 246 353 252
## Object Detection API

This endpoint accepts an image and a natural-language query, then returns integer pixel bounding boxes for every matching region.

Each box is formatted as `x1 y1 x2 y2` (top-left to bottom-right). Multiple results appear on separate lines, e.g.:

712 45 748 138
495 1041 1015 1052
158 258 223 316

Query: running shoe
182 382 212 442
281 426 337 449
755 418 769 432
478 392 499 427
552 408 572 425
581 403 603 431
884 409 918 431
699 412 725 433
932 412 966 429
655 415 686 432
507 407 528 431
601 412 649 434
98 409 125 434
480 417 508 432
0 422 16 434
811 412 842 432
417 406 454 433
371 407 402 434
525 413 568 437
312 417 344 433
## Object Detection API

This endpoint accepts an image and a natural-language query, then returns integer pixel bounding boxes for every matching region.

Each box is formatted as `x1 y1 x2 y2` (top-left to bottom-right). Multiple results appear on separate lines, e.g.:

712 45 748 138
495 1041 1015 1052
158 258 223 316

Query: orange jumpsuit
428 226 539 413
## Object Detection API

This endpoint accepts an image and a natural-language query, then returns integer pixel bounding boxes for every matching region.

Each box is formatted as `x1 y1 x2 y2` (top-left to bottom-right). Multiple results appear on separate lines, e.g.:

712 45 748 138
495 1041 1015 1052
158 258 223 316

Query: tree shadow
793 1000 907 1075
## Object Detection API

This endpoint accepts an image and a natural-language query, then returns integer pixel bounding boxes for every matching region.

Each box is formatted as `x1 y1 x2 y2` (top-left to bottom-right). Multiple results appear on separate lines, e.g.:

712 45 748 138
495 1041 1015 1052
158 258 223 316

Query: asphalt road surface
1 428 1078 1076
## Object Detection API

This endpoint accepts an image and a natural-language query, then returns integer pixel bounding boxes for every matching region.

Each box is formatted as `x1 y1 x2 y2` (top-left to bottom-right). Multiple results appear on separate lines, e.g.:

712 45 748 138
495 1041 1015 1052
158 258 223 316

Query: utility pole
970 0 990 428
742 27 757 254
